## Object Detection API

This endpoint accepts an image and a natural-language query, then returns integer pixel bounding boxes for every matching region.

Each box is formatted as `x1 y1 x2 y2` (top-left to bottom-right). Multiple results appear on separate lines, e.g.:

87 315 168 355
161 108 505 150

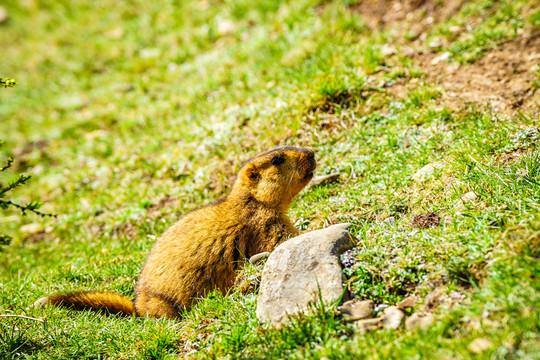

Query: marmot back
35 146 316 319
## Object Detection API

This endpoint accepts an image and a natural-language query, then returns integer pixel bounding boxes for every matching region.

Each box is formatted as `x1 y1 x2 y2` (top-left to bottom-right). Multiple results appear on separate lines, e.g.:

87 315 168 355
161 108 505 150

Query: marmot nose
306 148 315 159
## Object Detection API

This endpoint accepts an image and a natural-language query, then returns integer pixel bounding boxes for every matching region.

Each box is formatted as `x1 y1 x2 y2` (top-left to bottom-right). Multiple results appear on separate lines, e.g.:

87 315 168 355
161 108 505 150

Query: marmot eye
271 156 285 165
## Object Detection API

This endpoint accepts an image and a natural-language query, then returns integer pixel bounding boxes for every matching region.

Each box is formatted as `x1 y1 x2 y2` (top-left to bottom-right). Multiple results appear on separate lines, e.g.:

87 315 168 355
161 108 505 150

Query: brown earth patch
418 32 540 114
306 88 367 114
145 194 180 217
497 147 537 165
110 220 139 239
411 212 441 228
350 0 539 115
349 0 465 35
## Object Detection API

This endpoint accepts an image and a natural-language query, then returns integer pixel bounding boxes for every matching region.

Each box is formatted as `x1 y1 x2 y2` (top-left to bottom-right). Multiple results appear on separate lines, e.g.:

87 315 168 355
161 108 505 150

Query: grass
1 0 539 358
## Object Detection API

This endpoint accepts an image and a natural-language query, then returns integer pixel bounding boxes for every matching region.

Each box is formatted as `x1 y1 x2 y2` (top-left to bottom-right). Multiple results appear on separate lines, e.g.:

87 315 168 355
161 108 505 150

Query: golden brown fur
35 146 316 319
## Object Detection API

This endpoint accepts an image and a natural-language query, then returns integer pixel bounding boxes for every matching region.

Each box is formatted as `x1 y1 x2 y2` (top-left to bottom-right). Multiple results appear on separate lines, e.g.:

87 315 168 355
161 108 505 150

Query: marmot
34 146 316 319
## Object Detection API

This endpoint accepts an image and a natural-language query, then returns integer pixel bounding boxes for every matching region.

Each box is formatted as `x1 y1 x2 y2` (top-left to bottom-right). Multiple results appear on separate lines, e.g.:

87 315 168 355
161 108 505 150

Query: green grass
1 0 539 358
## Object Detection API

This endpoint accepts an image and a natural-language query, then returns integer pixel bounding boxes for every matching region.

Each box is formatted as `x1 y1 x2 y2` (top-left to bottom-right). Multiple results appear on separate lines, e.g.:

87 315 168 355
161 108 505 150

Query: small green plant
0 79 55 247
0 78 17 88
0 142 56 247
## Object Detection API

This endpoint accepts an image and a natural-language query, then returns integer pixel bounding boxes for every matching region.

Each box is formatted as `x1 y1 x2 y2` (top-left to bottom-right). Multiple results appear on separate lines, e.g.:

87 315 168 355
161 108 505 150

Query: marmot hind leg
134 291 182 319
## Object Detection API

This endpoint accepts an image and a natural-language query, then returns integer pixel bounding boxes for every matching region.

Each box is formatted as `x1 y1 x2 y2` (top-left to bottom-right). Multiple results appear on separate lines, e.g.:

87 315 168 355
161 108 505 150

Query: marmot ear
245 164 260 182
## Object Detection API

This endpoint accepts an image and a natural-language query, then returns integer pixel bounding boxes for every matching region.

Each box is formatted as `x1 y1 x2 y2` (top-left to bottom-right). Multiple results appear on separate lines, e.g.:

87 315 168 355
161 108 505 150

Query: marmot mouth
302 171 314 181
302 158 316 181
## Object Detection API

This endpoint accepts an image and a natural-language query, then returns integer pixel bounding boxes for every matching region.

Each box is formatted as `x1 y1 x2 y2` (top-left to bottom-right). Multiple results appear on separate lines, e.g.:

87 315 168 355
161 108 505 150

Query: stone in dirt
468 338 493 354
20 223 44 234
398 296 417 310
411 161 443 181
340 299 374 322
461 191 478 202
382 216 396 227
217 19 235 36
0 7 7 24
249 252 270 264
405 312 434 330
423 288 446 311
256 223 355 325
309 173 340 187
355 317 383 333
382 306 405 329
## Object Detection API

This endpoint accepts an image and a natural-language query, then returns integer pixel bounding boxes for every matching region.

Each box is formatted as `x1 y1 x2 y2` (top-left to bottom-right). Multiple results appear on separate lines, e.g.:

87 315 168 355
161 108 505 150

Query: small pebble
428 41 442 49
341 299 374 322
381 44 397 56
411 161 443 181
403 47 417 57
249 252 270 264
20 223 43 234
468 338 493 354
431 52 451 65
382 306 405 329
354 317 383 333
0 6 7 24
217 19 236 36
309 173 340 187
398 296 417 310
461 191 478 202
405 312 434 330
382 216 396 227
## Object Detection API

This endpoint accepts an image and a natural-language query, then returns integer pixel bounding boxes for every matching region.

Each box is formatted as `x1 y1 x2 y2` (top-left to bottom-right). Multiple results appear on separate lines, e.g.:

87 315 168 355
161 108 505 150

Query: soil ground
352 0 540 115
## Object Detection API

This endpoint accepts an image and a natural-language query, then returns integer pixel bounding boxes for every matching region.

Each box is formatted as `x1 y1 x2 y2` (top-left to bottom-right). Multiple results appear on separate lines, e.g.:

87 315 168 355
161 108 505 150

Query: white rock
405 312 434 330
382 216 396 227
428 41 442 49
398 296 417 310
355 317 383 333
411 161 443 181
217 19 235 36
431 52 451 65
340 299 374 322
382 44 397 56
309 173 340 187
0 7 7 24
403 47 417 57
461 191 478 202
20 223 43 234
382 306 405 329
256 224 355 325
249 252 270 264
468 338 493 354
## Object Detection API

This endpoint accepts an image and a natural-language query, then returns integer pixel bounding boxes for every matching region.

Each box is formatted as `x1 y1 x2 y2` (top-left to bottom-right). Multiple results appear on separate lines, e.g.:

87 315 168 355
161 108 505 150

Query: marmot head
233 146 316 211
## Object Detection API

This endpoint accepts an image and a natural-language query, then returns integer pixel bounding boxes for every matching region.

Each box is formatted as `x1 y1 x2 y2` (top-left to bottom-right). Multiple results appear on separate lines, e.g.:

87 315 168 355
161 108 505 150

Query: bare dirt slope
351 0 540 115
419 32 540 113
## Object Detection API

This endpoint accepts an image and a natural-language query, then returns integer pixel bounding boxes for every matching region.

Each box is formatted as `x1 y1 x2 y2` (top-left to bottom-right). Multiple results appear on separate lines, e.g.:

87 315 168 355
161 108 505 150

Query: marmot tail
33 291 135 317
